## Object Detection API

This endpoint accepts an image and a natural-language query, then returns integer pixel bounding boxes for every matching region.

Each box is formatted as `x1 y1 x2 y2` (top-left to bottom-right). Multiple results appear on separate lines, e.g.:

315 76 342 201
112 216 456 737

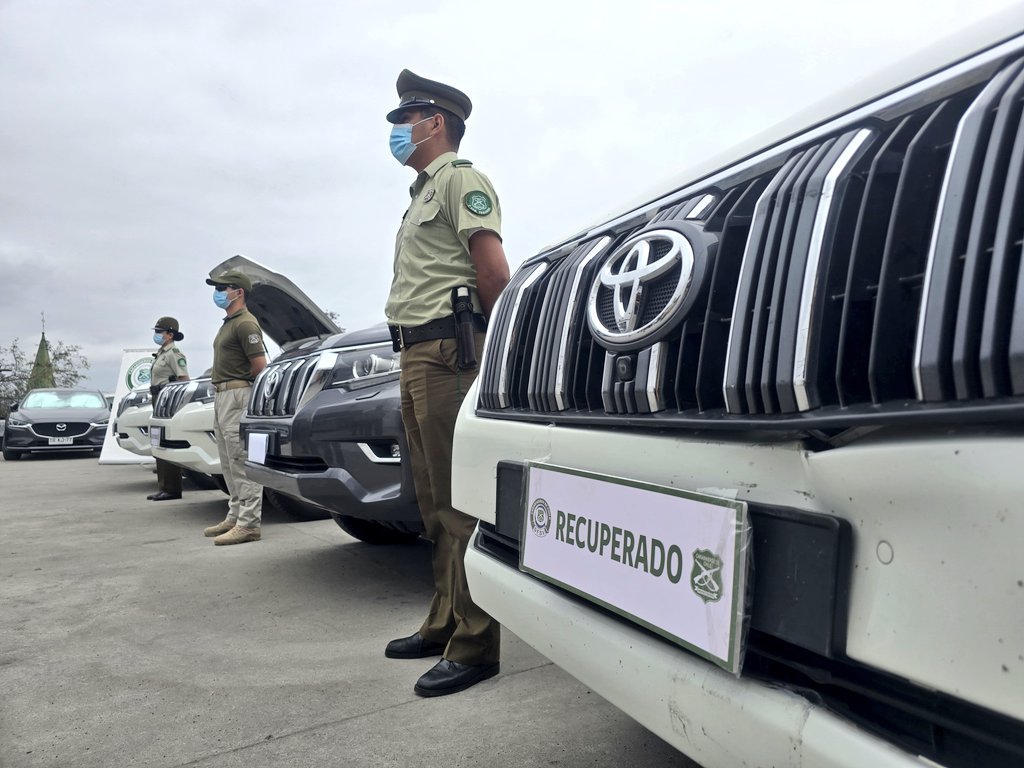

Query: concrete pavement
0 454 696 768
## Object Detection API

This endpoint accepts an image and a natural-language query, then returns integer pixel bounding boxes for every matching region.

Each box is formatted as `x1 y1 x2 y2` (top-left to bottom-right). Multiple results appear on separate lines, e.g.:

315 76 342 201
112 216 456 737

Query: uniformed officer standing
382 70 511 697
148 317 189 501
201 270 268 546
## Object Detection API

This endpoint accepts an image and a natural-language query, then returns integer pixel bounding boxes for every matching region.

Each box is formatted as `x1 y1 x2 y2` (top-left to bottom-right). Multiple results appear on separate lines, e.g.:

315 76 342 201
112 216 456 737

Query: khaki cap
386 69 472 124
205 270 252 293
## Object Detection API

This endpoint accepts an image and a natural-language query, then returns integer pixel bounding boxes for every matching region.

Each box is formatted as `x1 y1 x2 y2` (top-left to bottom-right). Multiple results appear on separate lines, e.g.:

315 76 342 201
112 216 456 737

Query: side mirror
10 403 18 411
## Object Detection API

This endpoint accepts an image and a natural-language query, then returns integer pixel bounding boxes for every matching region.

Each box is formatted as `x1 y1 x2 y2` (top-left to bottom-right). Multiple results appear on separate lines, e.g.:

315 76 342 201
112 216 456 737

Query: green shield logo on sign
691 549 724 603
126 359 152 389
529 498 552 537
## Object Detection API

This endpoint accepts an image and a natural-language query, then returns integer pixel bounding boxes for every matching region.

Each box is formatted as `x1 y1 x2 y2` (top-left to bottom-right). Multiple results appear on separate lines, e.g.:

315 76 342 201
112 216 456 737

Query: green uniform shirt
385 151 502 326
212 308 266 384
151 343 189 386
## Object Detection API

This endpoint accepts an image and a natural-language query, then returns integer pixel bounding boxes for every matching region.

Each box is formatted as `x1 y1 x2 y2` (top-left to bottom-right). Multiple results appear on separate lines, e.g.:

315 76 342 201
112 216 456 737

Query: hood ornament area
263 368 283 399
587 224 715 352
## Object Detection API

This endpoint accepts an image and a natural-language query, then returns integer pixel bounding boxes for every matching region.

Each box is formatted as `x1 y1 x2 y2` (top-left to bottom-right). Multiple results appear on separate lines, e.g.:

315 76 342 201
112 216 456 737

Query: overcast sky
1 0 1021 391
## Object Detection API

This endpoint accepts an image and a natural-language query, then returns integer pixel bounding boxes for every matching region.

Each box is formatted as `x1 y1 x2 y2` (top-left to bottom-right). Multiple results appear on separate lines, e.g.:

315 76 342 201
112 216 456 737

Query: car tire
2 445 20 461
332 514 420 545
263 488 330 521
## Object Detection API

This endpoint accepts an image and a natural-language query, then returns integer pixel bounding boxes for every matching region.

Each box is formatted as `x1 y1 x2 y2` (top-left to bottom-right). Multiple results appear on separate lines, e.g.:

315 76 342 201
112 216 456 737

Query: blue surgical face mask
389 116 434 165
153 333 166 345
213 289 231 309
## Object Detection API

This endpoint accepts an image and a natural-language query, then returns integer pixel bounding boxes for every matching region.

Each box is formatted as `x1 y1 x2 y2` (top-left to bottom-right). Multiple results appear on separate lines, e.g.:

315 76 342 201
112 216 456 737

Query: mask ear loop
411 115 439 148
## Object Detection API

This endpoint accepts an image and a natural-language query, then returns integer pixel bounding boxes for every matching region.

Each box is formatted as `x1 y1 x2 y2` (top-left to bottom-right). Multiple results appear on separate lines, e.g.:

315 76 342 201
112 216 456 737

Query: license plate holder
150 426 162 448
247 432 270 465
48 436 73 446
519 462 749 674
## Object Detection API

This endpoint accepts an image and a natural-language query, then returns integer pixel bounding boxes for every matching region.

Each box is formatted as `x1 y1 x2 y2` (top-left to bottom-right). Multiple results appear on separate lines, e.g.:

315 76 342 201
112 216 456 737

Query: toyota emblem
263 368 282 398
587 224 715 352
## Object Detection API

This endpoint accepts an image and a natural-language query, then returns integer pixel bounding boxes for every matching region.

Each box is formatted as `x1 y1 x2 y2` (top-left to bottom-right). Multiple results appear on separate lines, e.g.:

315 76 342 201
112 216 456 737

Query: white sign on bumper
520 462 750 674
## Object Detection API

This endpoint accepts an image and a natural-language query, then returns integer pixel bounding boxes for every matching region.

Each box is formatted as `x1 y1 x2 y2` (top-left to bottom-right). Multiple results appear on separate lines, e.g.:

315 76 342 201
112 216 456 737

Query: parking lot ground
0 455 697 768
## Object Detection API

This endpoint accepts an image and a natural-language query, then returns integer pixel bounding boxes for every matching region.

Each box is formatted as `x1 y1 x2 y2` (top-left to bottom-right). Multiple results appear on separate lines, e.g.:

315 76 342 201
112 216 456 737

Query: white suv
452 11 1024 768
114 388 153 457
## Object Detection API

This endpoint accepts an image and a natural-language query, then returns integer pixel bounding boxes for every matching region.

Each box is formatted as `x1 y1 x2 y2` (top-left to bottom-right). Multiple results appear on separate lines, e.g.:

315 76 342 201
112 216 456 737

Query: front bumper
465 543 925 768
452 378 1024 766
3 423 106 452
149 403 219 475
240 381 420 525
115 408 152 457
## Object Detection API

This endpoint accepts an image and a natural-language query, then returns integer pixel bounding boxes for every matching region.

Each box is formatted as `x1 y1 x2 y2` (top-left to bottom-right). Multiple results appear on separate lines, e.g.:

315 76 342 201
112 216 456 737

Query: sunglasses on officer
213 284 239 291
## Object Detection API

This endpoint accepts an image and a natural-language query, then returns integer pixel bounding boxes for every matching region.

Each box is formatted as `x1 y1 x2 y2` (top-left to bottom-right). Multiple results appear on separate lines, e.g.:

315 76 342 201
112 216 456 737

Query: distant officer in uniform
201 270 268 546
148 317 189 501
382 69 511 697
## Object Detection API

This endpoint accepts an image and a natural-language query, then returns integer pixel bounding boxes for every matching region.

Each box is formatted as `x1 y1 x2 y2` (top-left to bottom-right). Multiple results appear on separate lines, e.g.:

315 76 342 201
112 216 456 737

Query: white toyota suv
114 387 154 457
452 10 1024 768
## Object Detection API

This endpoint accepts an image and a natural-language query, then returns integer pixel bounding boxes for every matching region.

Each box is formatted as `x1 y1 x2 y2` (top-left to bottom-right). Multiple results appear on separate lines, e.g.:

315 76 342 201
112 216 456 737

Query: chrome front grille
915 58 1024 401
478 55 1024 429
249 355 319 417
152 383 191 419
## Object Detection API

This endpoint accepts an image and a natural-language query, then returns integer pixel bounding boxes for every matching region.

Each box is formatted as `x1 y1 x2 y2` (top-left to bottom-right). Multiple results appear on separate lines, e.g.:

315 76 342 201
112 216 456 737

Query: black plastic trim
476 396 1024 434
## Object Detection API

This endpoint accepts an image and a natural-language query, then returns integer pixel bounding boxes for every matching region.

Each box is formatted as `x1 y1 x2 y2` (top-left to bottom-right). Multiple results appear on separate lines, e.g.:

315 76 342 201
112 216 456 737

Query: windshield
22 390 107 409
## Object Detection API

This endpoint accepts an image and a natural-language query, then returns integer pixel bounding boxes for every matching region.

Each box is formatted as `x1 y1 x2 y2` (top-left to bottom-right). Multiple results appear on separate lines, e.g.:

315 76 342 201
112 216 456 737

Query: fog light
390 443 401 459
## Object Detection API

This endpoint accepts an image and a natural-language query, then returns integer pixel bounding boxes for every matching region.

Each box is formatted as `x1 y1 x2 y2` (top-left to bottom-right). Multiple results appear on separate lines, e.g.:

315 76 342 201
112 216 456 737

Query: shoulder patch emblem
464 190 493 216
247 334 260 345
178 358 187 368
423 188 435 203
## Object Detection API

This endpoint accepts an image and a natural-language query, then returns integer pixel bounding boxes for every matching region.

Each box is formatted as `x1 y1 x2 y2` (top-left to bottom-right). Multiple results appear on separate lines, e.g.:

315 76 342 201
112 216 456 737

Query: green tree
0 337 90 416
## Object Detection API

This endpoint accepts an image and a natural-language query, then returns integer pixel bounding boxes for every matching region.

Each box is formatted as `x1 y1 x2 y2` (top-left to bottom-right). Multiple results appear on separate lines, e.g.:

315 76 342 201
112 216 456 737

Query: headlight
324 343 400 390
187 380 215 405
91 418 110 427
6 412 28 426
117 390 152 416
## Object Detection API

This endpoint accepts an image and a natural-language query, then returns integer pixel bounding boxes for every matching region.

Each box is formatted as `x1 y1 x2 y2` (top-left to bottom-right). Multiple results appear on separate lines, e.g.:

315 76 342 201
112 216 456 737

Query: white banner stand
98 347 155 465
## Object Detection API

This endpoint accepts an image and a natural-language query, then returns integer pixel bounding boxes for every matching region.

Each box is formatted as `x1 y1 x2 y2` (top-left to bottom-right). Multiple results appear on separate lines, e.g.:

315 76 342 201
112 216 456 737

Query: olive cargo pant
155 457 182 494
400 334 499 666
214 386 263 529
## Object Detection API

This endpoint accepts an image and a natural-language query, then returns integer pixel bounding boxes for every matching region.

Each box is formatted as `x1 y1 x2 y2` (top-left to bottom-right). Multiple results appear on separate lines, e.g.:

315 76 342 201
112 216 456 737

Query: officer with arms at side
382 69 511 697
148 316 189 501
201 270 268 546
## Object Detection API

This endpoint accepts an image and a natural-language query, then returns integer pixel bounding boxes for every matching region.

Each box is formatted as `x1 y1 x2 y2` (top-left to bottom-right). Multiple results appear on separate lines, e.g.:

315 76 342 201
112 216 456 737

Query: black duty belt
390 314 486 351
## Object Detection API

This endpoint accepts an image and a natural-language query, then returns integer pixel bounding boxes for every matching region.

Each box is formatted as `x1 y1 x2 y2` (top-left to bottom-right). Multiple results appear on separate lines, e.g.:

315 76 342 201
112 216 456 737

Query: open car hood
209 255 340 347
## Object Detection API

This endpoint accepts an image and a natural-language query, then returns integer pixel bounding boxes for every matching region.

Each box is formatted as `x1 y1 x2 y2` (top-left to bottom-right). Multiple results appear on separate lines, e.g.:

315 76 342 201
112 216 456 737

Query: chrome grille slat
914 60 1024 401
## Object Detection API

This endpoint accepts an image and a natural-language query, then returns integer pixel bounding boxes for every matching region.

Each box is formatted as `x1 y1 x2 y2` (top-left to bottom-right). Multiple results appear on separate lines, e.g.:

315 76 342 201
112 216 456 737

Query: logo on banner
691 549 724 603
528 498 552 537
125 359 152 389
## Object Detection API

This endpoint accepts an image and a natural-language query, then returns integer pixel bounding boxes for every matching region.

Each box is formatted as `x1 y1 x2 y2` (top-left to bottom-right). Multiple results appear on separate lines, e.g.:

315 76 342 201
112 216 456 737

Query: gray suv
241 324 421 544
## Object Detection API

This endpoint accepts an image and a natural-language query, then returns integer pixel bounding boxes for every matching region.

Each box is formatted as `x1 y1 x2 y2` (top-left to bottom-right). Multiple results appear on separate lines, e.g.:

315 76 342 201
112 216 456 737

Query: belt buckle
399 326 408 350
